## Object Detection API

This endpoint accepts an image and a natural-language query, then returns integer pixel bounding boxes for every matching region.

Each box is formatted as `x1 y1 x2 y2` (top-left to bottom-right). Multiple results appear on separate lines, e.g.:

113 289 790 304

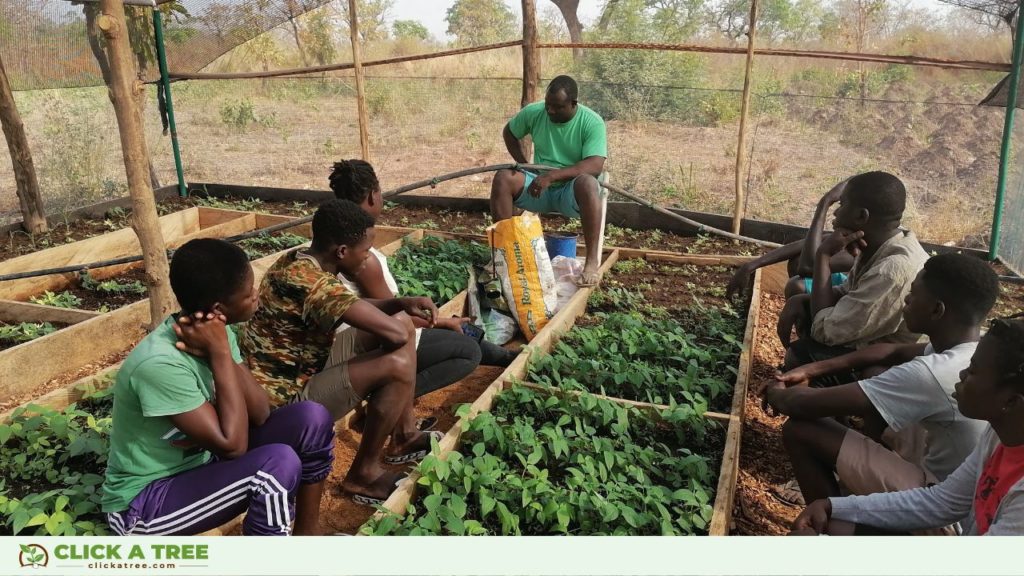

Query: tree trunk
285 0 309 66
0 53 48 234
87 4 161 192
597 0 619 32
98 0 175 330
550 0 583 60
348 0 370 161
522 0 540 108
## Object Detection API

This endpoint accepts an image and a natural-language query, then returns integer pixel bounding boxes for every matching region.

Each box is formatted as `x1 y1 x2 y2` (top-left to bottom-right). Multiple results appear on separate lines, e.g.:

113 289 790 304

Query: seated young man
792 317 1024 536
777 171 928 385
102 239 335 536
765 253 998 531
240 199 440 505
727 179 854 301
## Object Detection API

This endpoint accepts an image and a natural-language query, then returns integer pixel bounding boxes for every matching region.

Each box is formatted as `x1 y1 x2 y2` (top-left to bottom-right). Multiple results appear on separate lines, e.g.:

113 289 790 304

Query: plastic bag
487 212 558 341
467 265 518 346
550 255 584 313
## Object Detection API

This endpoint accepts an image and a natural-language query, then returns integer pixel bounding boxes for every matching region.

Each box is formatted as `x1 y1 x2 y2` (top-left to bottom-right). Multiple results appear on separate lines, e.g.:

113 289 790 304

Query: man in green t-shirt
490 75 609 286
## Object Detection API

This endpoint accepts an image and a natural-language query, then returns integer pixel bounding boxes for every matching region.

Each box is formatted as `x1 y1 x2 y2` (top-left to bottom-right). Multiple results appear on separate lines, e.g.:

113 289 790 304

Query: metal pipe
990 6 1024 261
152 9 187 197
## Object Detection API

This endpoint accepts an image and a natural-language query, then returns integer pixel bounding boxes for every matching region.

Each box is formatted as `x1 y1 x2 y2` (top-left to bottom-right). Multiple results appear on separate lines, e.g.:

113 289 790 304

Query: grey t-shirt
858 341 985 481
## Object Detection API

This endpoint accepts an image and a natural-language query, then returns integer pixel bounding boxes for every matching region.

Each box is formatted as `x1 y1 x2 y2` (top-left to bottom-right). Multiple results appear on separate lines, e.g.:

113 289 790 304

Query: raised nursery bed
353 252 762 536
0 219 762 536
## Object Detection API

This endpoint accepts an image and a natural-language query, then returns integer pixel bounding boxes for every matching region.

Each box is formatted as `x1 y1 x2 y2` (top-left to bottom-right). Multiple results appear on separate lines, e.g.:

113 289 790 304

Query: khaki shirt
811 230 928 348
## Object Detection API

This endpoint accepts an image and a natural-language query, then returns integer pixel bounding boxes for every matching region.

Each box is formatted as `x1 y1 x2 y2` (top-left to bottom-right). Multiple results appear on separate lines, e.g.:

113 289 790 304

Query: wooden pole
0 53 48 234
521 0 540 108
98 0 175 330
348 0 370 161
732 0 759 235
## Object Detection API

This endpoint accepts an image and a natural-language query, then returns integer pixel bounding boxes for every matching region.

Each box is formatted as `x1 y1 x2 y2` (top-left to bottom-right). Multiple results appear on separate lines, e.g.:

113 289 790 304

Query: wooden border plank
709 268 762 536
0 299 150 403
0 364 119 423
0 300 101 325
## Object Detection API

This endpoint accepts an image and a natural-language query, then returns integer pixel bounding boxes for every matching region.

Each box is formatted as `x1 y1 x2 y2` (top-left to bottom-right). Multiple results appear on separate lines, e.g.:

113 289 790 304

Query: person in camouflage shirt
240 199 440 505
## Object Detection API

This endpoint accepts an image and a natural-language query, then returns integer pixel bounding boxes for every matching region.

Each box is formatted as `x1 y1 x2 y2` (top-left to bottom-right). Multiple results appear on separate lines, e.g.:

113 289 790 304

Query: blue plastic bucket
544 232 578 259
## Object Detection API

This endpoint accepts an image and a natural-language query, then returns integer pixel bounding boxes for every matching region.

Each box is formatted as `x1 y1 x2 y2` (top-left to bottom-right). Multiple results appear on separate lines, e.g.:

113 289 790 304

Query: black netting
0 0 335 91
937 0 1019 19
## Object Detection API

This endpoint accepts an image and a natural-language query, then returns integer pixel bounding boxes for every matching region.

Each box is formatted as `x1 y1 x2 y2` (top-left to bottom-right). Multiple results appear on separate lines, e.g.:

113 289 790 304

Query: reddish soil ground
731 293 800 535
316 366 506 535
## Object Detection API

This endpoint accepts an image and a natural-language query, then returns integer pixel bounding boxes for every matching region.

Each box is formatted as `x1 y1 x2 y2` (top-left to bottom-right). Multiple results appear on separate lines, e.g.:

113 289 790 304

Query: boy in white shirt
765 253 999 533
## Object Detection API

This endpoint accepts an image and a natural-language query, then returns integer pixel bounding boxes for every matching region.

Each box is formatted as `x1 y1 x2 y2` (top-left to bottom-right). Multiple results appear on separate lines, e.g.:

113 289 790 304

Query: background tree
338 0 393 44
707 0 824 45
0 52 47 233
445 0 517 46
392 18 430 41
548 0 584 59
303 7 337 66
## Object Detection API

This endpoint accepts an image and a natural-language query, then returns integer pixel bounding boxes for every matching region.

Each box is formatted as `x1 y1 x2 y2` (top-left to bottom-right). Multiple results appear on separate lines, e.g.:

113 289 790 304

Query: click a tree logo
18 544 48 568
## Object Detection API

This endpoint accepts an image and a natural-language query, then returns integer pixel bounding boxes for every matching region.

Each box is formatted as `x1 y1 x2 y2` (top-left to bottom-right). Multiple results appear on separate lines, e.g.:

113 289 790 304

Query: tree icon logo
18 544 48 568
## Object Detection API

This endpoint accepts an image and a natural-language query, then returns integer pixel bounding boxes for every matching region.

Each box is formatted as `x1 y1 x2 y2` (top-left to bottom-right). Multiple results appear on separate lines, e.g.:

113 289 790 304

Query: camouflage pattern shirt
239 250 359 404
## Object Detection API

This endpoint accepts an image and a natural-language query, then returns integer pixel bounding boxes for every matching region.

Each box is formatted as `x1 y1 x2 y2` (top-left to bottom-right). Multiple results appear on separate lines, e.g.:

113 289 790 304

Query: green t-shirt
101 316 243 513
507 101 608 171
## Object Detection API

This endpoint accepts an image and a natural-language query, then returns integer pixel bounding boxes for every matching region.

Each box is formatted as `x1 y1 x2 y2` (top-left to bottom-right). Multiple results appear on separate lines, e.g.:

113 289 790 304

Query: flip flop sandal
349 473 409 507
771 479 806 507
384 431 443 465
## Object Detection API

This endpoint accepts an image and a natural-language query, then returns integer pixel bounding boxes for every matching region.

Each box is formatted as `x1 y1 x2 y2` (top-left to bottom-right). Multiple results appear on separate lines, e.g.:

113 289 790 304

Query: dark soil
0 321 71 352
48 267 151 311
606 260 740 313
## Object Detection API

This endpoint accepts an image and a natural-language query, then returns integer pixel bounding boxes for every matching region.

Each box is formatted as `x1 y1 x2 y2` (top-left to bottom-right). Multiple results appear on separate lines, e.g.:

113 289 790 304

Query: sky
390 0 604 40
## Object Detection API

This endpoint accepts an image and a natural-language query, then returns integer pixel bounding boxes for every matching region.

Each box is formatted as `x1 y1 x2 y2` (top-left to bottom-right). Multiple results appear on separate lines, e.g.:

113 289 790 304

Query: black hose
385 162 783 248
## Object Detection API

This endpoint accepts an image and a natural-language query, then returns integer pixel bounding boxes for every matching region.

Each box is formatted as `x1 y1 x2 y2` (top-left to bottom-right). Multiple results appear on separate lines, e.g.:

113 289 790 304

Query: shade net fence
1 0 1023 258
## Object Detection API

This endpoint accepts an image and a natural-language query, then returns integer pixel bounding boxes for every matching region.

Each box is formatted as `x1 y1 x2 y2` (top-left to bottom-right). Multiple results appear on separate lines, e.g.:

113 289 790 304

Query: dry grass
0 41 1016 247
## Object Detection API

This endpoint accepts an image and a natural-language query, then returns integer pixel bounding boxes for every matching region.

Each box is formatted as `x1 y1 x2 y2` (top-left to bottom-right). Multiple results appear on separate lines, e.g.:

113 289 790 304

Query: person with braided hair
792 316 1024 536
329 159 518 401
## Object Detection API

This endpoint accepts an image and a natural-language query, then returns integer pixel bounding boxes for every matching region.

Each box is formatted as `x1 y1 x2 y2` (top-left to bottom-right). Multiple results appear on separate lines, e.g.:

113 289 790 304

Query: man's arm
764 381 883 421
236 363 271 426
503 123 529 164
797 181 847 277
777 342 928 386
341 297 436 350
168 315 250 459
727 241 803 300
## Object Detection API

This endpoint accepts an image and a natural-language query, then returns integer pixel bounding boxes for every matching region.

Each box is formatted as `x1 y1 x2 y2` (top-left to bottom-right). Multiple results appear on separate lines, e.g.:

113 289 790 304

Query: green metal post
990 2 1024 261
152 9 187 197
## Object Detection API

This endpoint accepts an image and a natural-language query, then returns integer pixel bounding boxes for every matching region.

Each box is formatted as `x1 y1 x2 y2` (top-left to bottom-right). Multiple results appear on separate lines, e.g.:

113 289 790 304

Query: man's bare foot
576 265 602 287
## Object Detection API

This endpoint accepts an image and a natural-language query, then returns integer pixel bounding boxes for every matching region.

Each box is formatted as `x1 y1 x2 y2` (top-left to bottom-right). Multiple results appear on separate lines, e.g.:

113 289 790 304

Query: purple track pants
107 401 334 536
